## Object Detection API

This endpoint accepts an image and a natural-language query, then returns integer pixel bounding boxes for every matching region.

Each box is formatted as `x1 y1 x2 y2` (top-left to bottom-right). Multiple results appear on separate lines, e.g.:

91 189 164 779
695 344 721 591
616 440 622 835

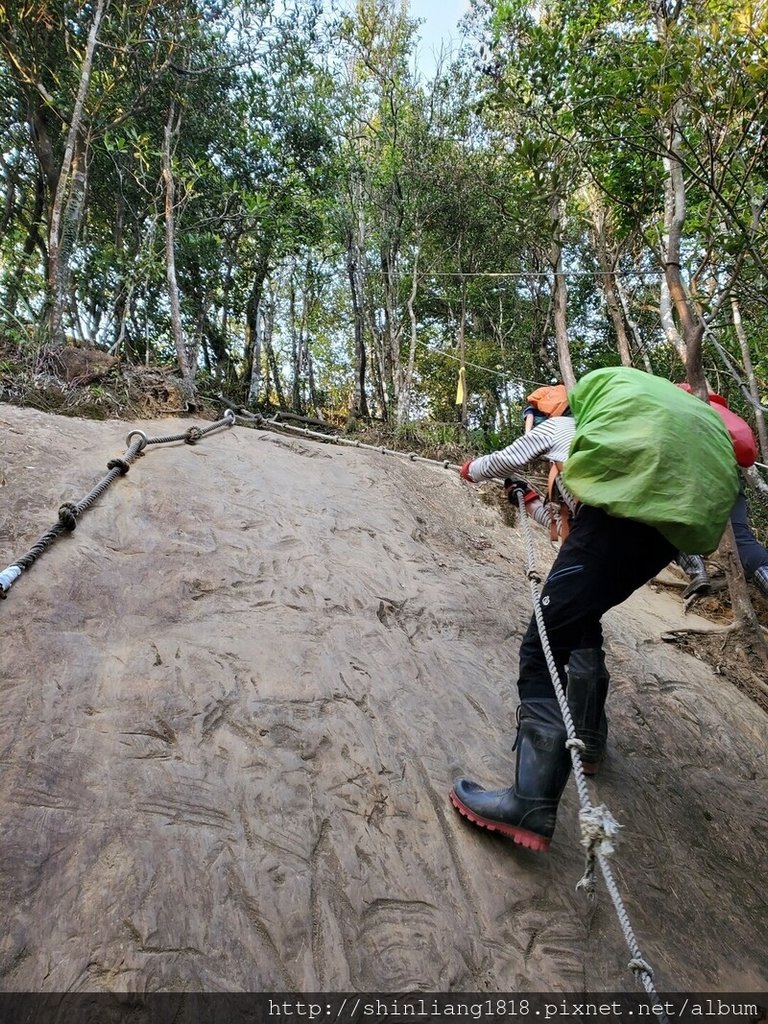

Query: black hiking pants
518 505 677 701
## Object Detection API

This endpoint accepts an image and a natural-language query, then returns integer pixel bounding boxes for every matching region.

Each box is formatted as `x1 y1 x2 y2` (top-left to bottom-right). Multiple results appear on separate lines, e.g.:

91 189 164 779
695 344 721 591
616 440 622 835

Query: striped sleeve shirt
467 417 579 525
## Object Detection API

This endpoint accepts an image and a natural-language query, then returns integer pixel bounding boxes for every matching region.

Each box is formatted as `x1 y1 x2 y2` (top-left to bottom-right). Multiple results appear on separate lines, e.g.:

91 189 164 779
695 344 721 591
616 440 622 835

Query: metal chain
0 410 235 599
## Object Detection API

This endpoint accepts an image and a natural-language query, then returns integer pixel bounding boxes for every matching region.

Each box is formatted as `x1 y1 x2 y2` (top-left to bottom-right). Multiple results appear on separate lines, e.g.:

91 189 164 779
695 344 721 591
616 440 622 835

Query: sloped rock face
1 403 766 993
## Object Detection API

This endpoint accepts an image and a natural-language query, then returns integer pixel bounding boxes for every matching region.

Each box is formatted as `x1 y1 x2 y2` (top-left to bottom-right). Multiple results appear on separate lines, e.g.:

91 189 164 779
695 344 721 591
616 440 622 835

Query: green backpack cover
561 367 739 554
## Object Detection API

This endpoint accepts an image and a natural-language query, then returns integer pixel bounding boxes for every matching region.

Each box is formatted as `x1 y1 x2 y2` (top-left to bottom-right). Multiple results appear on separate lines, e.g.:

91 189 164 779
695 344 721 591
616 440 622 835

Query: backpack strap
546 461 572 542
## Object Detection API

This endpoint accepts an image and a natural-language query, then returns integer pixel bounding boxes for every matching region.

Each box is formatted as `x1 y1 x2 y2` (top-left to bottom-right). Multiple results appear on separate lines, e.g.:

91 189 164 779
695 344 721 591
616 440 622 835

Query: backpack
545 461 572 543
562 367 739 554
676 384 758 468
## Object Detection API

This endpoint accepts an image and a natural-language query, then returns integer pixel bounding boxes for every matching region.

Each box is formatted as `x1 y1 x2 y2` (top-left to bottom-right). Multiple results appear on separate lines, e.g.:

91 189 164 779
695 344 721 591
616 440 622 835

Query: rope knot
628 958 654 979
58 502 79 531
107 458 130 475
526 568 542 583
566 737 586 754
579 804 621 858
185 426 203 445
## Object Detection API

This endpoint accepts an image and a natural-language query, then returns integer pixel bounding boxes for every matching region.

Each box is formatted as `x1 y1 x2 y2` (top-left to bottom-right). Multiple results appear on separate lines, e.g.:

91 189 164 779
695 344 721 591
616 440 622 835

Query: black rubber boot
567 648 609 775
677 553 711 599
449 698 571 853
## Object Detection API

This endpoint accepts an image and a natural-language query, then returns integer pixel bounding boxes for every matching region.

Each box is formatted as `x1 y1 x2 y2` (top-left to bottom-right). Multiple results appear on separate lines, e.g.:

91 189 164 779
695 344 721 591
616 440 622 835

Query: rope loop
107 458 130 475
58 502 79 532
408 452 418 461
125 429 148 451
185 426 203 445
223 409 236 425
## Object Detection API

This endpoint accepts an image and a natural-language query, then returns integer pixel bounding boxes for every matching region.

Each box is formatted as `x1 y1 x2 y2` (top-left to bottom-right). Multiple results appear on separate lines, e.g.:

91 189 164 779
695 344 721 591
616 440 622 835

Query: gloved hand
504 478 538 504
460 460 475 482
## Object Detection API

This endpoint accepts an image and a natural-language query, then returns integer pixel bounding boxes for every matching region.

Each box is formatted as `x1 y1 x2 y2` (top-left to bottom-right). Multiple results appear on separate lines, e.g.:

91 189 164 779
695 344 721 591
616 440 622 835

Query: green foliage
0 0 766 432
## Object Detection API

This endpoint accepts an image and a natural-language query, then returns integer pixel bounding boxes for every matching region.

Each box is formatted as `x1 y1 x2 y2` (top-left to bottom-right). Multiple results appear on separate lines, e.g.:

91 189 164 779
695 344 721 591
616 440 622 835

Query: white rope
516 491 669 1017
232 408 466 469
242 407 671 1010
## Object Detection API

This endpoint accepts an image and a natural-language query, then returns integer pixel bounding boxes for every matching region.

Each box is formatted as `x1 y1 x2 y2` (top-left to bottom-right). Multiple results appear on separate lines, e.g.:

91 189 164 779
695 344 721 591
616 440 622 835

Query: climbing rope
0 410 235 599
515 489 669 1018
0 403 671 1009
226 403 465 471
227 404 672 1005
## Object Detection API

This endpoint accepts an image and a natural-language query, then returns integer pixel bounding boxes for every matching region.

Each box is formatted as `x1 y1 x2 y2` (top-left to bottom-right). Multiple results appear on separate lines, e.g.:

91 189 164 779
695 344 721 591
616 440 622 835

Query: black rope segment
0 410 235 599
58 503 79 531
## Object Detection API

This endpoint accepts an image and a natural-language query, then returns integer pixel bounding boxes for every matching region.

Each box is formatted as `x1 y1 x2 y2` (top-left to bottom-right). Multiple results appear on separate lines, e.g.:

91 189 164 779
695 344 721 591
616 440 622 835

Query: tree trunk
4 174 46 322
47 0 106 349
263 297 286 411
396 241 420 426
245 245 271 405
549 194 576 389
162 103 197 411
380 242 402 420
246 290 263 406
615 274 654 373
346 189 369 423
731 294 768 462
661 105 705 392
307 342 322 420
661 103 765 646
289 279 301 413
363 301 387 419
456 288 468 428
588 200 633 366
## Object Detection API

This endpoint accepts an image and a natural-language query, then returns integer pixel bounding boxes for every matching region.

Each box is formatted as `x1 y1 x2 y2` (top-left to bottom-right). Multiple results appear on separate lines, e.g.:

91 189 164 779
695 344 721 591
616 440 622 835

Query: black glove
503 478 539 504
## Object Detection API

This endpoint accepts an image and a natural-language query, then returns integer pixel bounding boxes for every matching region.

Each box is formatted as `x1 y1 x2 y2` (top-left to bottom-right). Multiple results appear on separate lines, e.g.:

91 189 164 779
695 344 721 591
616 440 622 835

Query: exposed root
661 623 739 641
661 624 768 707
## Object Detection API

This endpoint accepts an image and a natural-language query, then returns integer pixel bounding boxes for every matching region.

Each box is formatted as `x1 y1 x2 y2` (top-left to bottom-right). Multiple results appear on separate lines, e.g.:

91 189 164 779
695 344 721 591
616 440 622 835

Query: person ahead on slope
450 372 741 851
673 386 768 599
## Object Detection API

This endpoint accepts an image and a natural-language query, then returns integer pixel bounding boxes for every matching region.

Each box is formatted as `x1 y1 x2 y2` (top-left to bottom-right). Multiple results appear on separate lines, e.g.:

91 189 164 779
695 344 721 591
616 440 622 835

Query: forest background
1 0 767 479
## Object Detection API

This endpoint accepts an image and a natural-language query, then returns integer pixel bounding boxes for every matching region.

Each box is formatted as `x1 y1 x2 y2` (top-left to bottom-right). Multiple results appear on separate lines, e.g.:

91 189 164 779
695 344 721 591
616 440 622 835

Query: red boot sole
448 789 552 853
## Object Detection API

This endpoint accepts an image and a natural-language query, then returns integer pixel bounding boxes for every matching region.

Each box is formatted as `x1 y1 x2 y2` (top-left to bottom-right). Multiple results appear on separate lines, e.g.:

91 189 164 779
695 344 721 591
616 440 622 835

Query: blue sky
409 0 470 75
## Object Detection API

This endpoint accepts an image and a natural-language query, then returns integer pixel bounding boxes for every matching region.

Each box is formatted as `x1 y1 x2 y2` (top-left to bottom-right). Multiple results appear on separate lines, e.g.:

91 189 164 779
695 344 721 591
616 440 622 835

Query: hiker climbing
730 480 768 595
451 367 740 853
673 385 768 599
